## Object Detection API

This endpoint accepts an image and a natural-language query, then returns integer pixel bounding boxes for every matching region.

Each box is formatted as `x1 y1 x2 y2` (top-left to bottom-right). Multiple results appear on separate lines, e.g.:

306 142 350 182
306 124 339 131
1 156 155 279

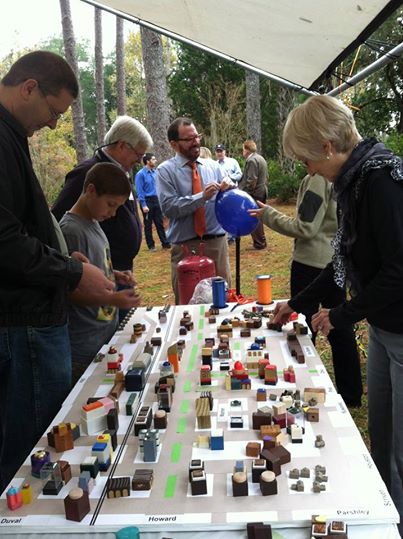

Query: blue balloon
215 188 259 236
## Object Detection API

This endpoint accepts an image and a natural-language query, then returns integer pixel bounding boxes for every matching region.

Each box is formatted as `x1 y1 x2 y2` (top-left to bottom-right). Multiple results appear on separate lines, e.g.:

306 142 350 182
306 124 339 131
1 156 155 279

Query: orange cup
256 274 272 305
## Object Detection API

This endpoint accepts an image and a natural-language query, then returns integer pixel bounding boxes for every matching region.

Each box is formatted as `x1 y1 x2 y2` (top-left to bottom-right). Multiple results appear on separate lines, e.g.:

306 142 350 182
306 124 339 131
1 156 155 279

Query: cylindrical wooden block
232 471 248 496
260 470 278 496
154 409 167 429
69 487 83 500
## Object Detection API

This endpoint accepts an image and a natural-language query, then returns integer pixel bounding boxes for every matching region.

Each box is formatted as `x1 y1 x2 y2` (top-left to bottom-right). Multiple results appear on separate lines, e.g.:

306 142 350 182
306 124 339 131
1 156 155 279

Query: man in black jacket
0 51 115 494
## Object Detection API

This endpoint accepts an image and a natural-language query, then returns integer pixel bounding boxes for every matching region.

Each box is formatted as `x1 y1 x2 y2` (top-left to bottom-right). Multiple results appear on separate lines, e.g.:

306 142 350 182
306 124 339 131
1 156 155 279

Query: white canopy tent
82 0 402 95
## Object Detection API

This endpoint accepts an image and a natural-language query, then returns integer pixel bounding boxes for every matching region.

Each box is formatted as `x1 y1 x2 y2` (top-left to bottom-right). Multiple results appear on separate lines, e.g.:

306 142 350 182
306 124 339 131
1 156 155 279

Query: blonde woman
271 95 403 531
199 146 212 159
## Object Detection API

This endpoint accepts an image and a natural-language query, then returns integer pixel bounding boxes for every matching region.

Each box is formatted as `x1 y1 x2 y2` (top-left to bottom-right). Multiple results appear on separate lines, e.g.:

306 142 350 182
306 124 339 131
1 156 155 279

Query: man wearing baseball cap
214 144 242 183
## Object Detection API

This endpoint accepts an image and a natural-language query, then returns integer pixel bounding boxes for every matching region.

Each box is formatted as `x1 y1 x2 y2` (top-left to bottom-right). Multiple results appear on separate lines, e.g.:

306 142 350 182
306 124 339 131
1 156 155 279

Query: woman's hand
271 301 294 326
311 308 334 336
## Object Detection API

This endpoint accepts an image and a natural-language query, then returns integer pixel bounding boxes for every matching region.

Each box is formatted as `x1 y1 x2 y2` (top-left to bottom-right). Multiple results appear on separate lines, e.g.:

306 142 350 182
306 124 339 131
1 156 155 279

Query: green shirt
261 174 337 269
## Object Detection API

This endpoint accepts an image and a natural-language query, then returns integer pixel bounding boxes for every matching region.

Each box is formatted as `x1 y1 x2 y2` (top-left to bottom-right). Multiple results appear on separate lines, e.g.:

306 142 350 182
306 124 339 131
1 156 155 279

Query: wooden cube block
246 441 261 457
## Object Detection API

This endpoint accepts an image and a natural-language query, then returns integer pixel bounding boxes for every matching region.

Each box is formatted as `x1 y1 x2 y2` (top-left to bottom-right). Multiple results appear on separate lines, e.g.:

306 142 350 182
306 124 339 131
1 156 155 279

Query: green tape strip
164 475 177 498
197 332 203 341
171 442 182 463
187 344 198 372
233 342 241 350
199 305 205 316
183 380 192 393
198 318 205 330
180 400 189 413
308 369 318 374
177 417 187 433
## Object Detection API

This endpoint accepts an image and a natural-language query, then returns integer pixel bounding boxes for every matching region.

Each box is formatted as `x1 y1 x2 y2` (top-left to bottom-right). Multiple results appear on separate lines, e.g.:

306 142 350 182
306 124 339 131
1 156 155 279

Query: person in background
199 146 213 159
200 146 221 172
272 95 403 533
135 153 170 252
249 173 362 407
52 115 152 322
60 163 140 383
0 51 114 493
157 117 233 303
214 143 242 183
215 143 242 244
238 139 268 250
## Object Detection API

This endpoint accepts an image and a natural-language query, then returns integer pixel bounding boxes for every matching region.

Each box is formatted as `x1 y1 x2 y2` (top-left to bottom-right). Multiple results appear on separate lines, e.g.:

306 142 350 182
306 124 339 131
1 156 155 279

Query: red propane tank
177 244 216 305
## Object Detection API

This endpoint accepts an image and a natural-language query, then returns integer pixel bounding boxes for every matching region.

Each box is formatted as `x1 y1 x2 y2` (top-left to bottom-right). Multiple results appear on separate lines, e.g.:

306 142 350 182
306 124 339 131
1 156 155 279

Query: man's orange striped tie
189 161 206 238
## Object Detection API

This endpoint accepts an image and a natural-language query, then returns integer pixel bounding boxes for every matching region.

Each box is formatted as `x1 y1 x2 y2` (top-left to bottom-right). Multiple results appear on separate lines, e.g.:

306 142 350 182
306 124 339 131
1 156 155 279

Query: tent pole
327 41 403 97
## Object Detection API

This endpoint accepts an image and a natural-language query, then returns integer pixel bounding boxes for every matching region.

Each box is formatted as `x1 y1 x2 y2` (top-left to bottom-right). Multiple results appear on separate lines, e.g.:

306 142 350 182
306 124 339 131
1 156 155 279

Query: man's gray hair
105 115 153 150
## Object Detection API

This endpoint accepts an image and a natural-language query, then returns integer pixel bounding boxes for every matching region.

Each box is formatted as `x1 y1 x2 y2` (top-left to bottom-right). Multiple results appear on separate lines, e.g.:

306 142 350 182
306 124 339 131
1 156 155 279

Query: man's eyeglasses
37 84 64 121
125 142 144 162
176 133 203 143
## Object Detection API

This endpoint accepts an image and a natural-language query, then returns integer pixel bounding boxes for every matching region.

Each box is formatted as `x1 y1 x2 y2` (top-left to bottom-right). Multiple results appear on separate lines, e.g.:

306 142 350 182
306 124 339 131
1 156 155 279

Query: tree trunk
59 0 88 162
277 87 296 176
165 38 172 76
245 70 262 152
397 110 403 134
94 7 106 145
140 27 172 163
116 16 126 116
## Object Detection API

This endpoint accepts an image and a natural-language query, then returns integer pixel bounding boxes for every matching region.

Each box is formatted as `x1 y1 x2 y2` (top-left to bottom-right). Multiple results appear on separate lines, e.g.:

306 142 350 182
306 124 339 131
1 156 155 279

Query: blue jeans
141 196 169 250
0 325 71 494
367 325 403 532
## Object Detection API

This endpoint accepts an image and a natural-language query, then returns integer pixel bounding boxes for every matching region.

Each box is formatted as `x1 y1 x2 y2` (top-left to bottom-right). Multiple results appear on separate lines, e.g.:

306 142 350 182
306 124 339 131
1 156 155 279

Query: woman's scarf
331 138 403 292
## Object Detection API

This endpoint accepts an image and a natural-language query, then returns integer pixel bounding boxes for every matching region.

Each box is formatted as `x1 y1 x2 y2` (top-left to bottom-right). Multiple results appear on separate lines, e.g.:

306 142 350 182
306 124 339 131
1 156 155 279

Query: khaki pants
171 236 231 304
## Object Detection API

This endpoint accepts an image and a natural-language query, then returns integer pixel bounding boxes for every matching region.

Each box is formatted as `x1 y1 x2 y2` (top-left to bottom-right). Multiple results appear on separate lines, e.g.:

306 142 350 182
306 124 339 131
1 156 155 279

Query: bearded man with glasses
157 116 233 303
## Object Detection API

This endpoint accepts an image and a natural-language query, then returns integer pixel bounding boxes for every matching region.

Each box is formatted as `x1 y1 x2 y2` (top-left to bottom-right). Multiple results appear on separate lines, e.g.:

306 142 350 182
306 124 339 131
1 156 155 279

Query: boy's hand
112 288 141 309
114 270 136 286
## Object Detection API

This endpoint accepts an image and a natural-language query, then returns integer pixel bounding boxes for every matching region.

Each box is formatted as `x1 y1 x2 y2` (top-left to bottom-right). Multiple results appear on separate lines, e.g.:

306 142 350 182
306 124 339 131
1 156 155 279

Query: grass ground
134 200 369 447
